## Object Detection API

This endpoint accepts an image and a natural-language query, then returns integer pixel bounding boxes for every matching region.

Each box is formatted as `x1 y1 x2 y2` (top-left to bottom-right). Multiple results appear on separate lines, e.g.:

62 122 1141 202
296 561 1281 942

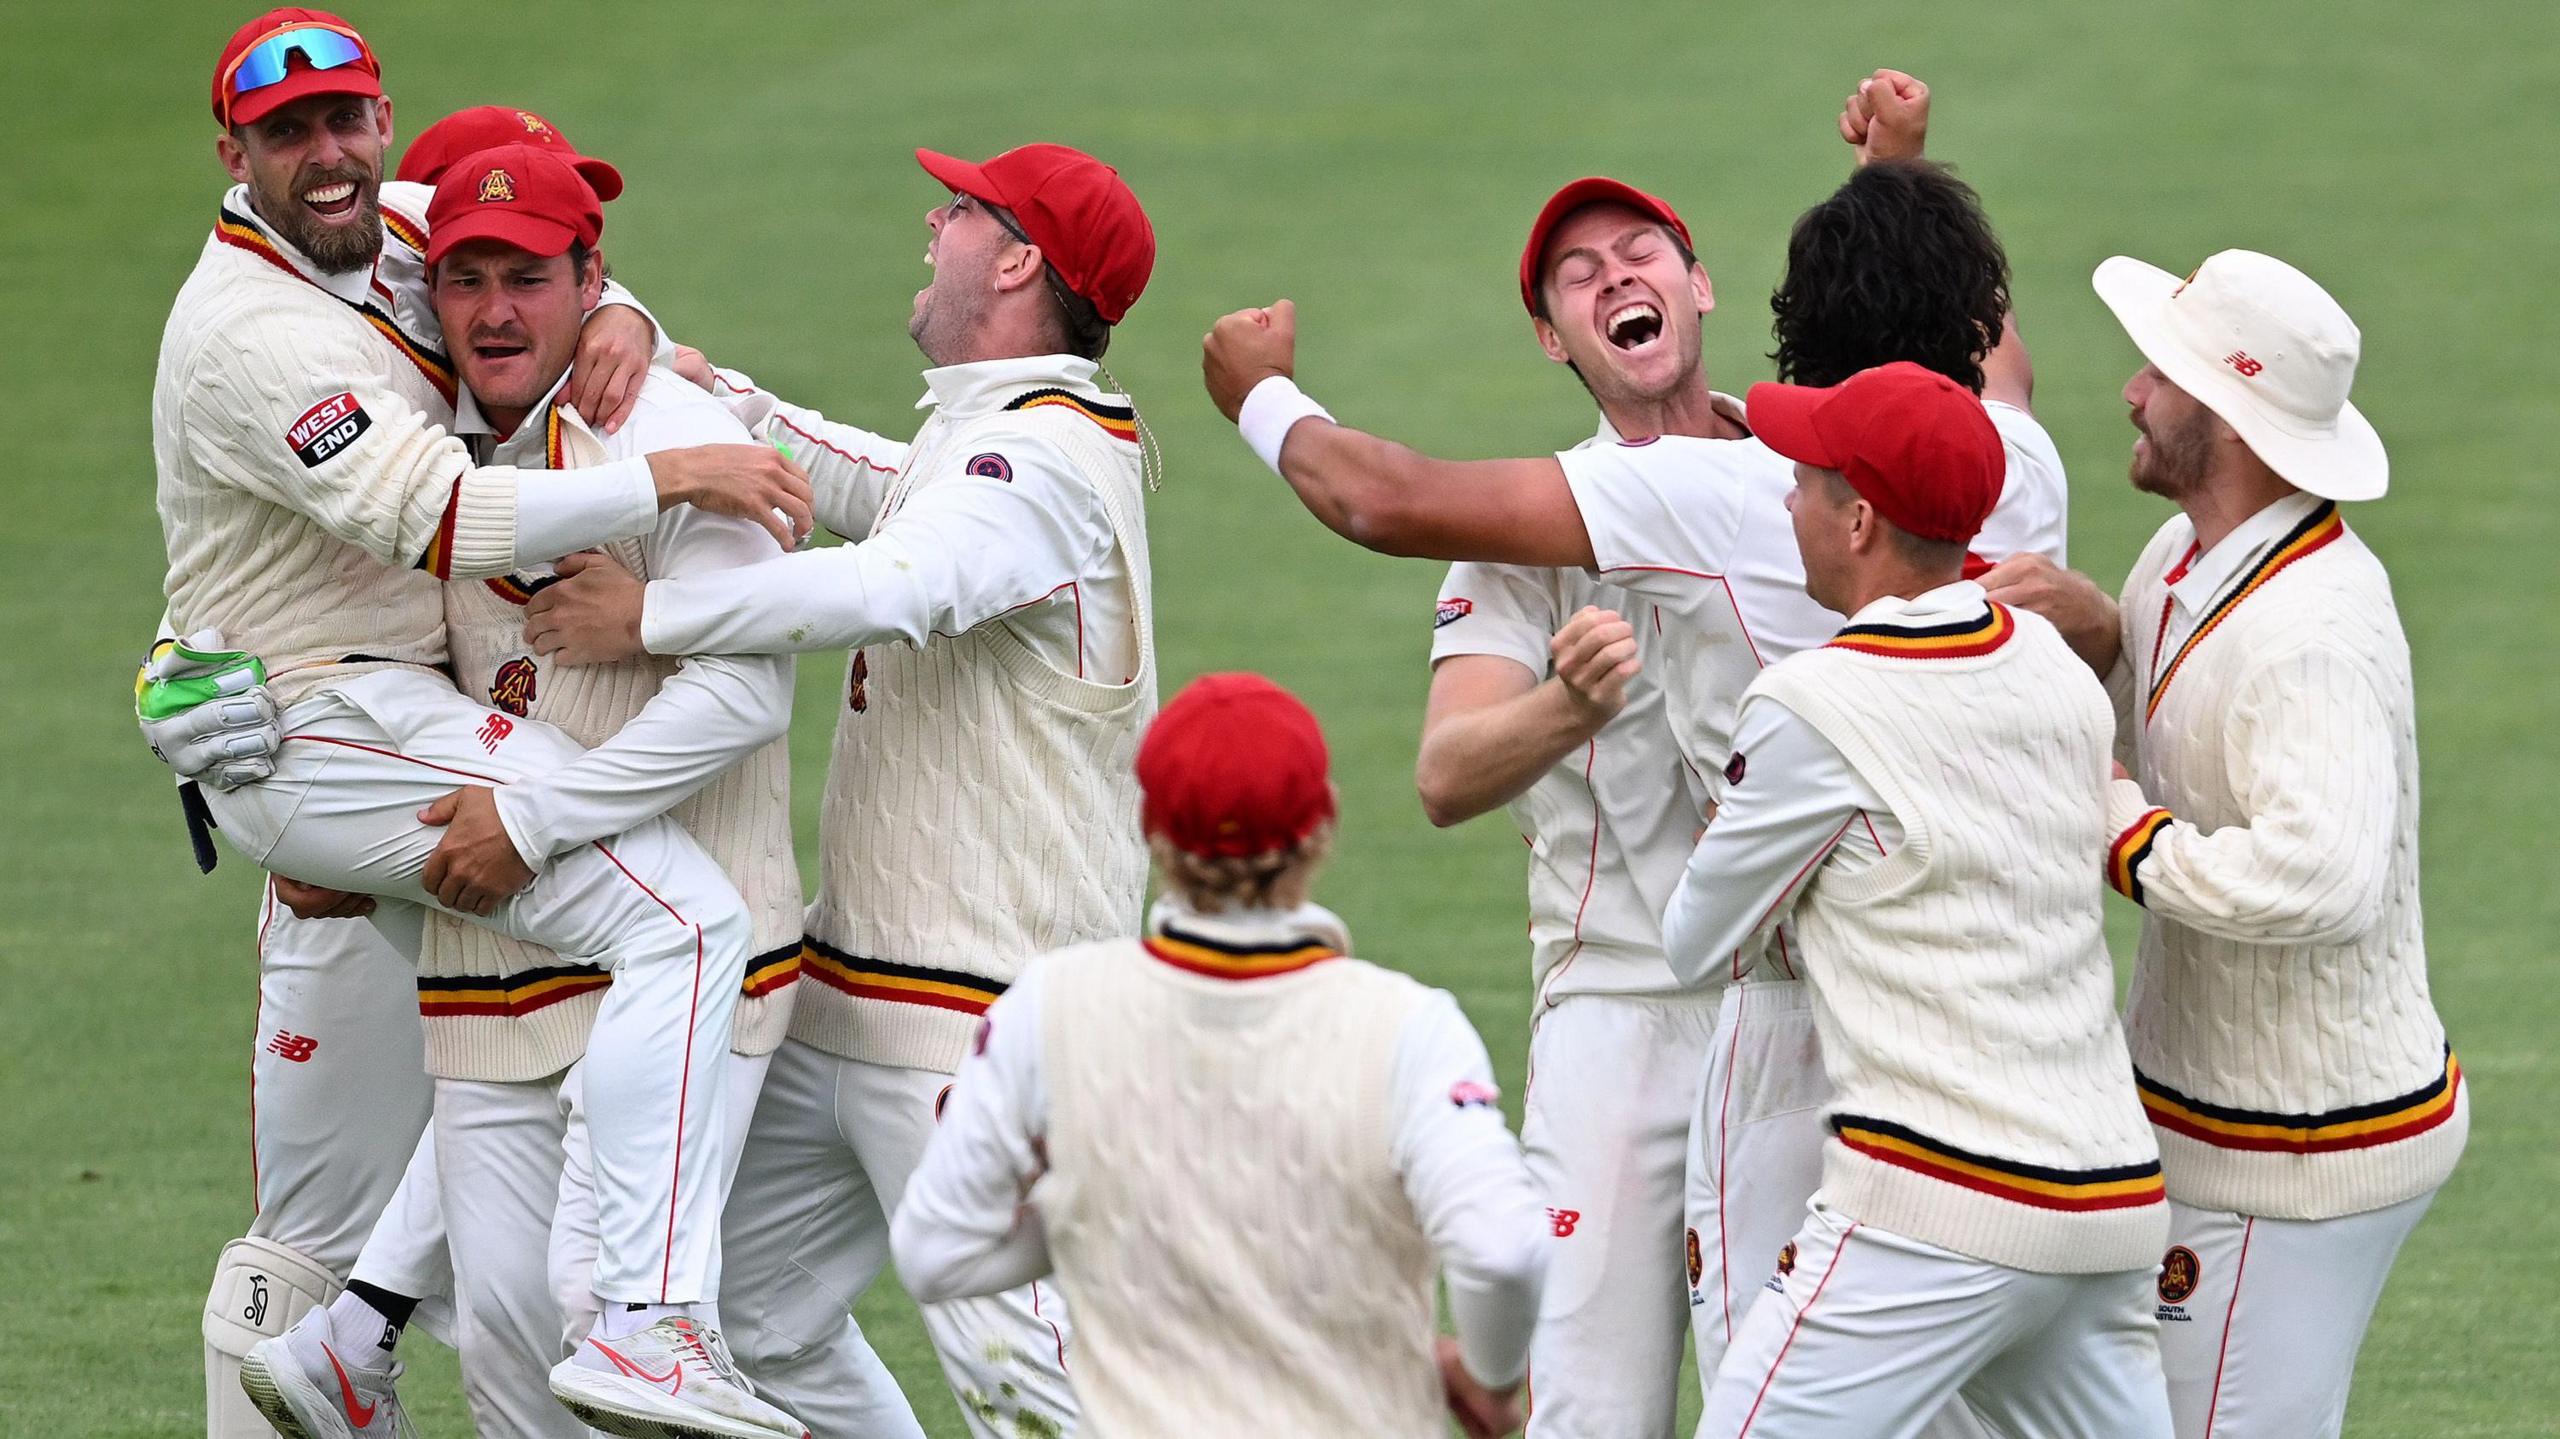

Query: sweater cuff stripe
2136 1050 2463 1153
2108 808 2173 904
742 942 805 999
802 938 1004 1015
415 477 462 579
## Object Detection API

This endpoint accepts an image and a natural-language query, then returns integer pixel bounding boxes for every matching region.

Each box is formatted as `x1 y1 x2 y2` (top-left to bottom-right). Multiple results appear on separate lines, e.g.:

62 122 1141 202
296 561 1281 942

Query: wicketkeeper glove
137 630 280 791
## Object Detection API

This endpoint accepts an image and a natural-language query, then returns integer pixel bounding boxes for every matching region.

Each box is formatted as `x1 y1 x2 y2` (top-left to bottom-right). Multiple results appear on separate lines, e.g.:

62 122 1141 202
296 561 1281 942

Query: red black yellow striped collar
1003 387 1139 443
2145 501 2342 722
214 202 456 408
1828 602 2015 659
1143 921 1342 982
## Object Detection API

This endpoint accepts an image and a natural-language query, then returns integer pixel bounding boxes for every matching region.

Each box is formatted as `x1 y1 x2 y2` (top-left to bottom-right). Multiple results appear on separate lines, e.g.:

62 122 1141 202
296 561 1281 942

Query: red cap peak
1138 674 1336 859
1519 176 1692 316
1745 362 2006 545
424 144 603 268
916 143 1154 325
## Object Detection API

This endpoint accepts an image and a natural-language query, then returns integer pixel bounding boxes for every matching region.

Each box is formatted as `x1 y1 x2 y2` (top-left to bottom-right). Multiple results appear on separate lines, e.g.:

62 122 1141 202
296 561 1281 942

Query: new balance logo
1547 1207 1581 1238
2224 351 2265 377
475 713 513 753
266 1031 318 1063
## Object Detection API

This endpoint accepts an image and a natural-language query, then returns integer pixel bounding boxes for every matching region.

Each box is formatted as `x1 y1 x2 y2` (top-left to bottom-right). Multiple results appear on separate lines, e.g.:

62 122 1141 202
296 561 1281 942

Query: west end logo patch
286 393 369 468
1435 597 1473 629
965 452 1013 482
478 168 516 203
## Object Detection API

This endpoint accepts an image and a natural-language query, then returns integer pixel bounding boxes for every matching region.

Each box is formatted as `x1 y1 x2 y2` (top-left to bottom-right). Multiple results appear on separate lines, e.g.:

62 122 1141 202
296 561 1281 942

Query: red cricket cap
400 105 624 201
916 143 1154 325
212 9 381 129
1519 176 1693 316
1137 674 1337 859
1746 362 2007 545
424 144 604 268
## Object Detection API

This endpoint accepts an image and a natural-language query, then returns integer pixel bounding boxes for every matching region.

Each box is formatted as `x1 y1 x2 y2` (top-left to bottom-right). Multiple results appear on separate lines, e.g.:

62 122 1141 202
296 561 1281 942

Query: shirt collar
1843 579 1990 628
915 354 1115 416
223 182 381 309
2167 490 2325 616
454 366 577 462
1145 896 1353 954
1585 391 1749 447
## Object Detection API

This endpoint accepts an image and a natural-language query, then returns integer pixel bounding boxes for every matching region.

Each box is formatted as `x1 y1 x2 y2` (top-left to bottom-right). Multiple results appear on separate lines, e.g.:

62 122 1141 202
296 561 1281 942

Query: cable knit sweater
2104 495 2465 1220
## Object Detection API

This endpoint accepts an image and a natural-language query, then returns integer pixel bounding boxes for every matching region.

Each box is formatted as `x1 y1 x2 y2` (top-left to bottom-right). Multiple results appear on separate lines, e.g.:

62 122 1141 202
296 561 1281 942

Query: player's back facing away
1032 923 1537 1439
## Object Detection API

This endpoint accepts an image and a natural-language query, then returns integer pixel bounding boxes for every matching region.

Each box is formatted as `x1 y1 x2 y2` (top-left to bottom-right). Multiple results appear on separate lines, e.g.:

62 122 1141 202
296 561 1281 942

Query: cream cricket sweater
2105 496 2464 1220
1038 930 1445 1438
793 363 1155 1073
1751 603 2168 1274
152 192 656 708
415 383 802 1083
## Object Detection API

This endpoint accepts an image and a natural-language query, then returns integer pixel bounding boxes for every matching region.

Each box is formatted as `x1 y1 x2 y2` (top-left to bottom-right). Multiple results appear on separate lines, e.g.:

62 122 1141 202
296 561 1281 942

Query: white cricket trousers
243 887 436 1277
1698 1204 2173 1439
2155 1190 2436 1439
722 1036 1071 1439
1520 991 1719 1438
203 668 747 1305
1686 981 1996 1439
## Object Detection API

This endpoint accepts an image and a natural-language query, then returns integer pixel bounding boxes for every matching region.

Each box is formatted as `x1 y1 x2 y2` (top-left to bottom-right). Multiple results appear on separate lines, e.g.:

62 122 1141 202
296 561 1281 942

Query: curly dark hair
1770 160 2009 393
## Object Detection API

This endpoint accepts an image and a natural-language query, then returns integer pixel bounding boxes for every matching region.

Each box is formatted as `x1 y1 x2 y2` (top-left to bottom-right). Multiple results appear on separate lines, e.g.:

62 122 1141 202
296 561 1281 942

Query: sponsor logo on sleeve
1547 1206 1581 1238
933 1083 955 1122
1435 597 1474 629
965 452 1014 482
286 393 370 468
1449 1078 1499 1109
1764 1239 1798 1294
1723 750 1747 787
1685 1226 1704 1292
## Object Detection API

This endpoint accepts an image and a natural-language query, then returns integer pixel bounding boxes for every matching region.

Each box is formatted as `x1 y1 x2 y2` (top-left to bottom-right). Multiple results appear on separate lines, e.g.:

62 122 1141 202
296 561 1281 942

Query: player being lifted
527 142 1161 1439
144 11 814 1437
893 673 1550 1439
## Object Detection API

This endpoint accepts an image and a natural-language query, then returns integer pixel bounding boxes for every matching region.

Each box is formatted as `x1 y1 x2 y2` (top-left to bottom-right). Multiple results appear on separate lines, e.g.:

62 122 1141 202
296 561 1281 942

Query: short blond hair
1150 822 1336 915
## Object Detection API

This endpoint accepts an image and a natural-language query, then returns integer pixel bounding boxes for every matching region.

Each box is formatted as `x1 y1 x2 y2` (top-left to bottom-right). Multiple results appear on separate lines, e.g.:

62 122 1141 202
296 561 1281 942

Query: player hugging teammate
139 14 2456 1439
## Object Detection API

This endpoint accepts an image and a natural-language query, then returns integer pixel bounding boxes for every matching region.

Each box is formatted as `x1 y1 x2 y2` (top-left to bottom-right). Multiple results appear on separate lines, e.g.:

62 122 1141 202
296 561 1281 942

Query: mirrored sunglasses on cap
221 24 369 120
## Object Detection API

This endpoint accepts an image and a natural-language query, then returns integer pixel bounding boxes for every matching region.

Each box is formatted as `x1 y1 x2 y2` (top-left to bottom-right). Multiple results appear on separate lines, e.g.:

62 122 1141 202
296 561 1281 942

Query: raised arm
1202 301 1596 565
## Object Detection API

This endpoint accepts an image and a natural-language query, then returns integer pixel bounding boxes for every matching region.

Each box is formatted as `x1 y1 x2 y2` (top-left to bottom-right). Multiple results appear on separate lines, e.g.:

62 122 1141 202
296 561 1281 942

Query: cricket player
892 672 1550 1439
1984 249 2466 1438
1664 363 2172 1438
527 141 1160 1439
224 144 829 1439
150 13 815 1437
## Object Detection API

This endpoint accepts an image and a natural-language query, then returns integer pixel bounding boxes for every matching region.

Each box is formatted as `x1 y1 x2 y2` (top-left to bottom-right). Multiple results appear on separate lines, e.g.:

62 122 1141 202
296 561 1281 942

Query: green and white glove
137 630 280 791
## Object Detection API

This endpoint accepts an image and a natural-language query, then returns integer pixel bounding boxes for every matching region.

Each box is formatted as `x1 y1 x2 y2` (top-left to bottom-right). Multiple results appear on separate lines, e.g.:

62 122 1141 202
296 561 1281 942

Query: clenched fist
1202 299 1298 422
1552 606 1640 721
1840 68 1930 166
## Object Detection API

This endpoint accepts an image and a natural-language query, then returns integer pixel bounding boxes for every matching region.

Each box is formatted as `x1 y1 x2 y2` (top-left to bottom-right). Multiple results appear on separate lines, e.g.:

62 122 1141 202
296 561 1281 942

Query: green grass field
3 2 2554 1434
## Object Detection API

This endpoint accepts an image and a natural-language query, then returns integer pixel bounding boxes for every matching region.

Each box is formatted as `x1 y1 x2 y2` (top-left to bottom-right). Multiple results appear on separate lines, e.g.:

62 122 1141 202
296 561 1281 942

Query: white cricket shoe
238 1304 417 1439
549 1315 808 1439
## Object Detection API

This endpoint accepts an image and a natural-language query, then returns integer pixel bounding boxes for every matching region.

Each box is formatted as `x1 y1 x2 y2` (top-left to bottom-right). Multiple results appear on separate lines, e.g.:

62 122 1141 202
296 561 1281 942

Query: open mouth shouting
301 174 367 223
1604 300 1665 352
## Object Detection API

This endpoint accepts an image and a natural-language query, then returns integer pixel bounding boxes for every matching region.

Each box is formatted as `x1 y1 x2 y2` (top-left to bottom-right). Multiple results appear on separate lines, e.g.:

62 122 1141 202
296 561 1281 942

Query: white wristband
1238 375 1334 475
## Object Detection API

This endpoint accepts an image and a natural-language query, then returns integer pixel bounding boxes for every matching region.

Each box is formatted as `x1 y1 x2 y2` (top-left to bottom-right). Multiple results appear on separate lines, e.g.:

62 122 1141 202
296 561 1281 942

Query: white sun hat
2092 248 2387 501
